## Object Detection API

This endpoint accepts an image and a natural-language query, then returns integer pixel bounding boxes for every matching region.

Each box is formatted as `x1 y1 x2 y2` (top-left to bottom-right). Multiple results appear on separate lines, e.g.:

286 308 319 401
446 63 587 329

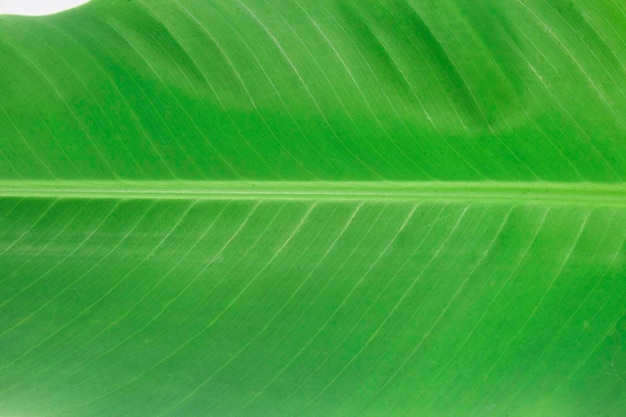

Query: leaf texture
1 1 626 417
1 0 626 180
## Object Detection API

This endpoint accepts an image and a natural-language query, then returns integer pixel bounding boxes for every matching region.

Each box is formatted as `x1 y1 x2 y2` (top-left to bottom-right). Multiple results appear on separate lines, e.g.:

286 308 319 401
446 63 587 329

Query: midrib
1 181 626 206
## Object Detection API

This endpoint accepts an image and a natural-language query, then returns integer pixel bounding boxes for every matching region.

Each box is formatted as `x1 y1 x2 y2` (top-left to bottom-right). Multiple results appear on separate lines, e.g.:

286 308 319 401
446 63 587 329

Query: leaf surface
1 1 626 416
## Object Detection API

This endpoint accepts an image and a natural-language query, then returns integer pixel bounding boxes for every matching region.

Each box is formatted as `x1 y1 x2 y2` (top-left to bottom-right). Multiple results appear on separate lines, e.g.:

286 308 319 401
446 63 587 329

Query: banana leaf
1 1 625 416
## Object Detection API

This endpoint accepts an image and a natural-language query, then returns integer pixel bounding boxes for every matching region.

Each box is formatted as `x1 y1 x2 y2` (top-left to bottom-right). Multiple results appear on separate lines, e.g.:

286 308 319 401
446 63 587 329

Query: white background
0 0 91 16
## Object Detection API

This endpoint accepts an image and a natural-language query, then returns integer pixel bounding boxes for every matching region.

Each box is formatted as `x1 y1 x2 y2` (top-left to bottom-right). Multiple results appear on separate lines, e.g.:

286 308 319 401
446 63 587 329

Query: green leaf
1 1 625 417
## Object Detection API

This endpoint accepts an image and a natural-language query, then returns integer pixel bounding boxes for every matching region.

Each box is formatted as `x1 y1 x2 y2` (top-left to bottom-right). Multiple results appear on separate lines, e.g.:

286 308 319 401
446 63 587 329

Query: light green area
1 198 625 417
2 181 626 206
1 1 626 416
